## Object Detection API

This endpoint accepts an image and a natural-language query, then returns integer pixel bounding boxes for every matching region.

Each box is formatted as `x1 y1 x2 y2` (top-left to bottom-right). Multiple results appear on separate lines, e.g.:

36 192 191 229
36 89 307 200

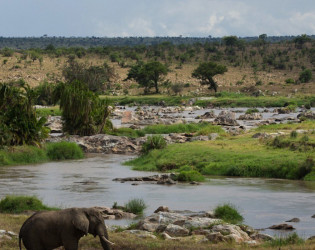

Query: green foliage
192 62 227 92
106 127 145 138
124 198 147 215
0 195 57 213
299 69 312 83
46 141 84 160
33 81 56 105
264 233 304 247
214 203 244 224
126 61 168 94
62 60 114 93
290 130 298 138
53 81 111 136
176 166 205 182
245 108 259 114
0 80 49 147
285 78 295 84
141 135 167 154
35 106 61 117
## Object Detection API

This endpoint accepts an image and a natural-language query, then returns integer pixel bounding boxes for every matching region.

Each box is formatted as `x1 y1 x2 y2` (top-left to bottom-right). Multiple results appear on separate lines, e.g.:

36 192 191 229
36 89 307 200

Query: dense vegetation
0 195 57 213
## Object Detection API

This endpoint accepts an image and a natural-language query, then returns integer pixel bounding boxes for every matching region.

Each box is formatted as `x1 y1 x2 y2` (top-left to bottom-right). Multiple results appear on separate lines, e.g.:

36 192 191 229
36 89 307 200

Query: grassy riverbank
0 141 84 166
104 93 315 108
126 121 315 180
1 213 314 250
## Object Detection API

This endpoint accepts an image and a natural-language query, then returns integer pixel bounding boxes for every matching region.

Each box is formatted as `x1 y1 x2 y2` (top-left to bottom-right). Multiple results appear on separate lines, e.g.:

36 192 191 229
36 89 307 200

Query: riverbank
1 213 315 250
0 142 83 166
103 93 315 108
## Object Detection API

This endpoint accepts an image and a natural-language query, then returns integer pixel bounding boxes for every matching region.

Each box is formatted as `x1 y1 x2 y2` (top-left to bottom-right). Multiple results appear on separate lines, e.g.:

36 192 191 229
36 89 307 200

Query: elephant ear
72 210 89 234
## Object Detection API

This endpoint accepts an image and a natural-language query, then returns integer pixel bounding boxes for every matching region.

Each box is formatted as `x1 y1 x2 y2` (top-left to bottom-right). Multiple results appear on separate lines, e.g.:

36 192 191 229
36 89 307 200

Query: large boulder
213 111 239 126
164 224 189 237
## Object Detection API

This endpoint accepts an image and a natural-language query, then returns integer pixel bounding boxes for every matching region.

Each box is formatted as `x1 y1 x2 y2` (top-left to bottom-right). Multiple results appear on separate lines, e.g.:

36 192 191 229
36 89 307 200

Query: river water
1 154 315 238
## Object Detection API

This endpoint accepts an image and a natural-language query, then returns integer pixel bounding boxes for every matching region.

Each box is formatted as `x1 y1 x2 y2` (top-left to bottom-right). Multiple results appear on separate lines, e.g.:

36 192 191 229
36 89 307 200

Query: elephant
19 207 114 250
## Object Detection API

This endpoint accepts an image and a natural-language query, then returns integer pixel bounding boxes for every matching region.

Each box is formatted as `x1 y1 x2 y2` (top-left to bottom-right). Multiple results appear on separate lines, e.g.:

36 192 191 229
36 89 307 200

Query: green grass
46 141 84 160
124 198 147 215
214 203 244 224
102 94 315 108
0 195 58 213
125 134 313 180
255 120 315 132
0 142 84 166
264 233 304 248
35 106 61 117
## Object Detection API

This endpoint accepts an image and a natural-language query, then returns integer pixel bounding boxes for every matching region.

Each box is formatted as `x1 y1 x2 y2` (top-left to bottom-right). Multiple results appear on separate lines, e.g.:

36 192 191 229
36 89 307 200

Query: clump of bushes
214 203 244 224
175 165 205 182
46 141 84 160
0 195 57 213
124 198 147 215
141 135 167 154
299 69 312 83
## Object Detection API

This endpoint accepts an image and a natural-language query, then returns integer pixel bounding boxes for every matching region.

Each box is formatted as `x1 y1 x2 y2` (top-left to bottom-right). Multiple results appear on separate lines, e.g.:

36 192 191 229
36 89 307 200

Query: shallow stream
1 154 315 238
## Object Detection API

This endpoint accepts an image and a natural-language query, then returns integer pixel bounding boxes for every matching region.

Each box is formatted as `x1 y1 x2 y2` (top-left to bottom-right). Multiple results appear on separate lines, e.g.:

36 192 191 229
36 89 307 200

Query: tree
299 69 312 83
294 34 311 48
222 36 239 47
192 62 227 92
62 59 114 93
125 61 168 94
0 80 49 147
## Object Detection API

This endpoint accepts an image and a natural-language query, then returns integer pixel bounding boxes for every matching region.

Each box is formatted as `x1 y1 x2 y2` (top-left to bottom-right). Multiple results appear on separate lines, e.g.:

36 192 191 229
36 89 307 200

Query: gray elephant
19 207 114 250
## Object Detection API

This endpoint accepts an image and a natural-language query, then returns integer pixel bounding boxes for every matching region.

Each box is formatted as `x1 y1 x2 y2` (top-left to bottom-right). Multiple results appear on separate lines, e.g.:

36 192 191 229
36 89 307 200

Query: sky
0 0 315 37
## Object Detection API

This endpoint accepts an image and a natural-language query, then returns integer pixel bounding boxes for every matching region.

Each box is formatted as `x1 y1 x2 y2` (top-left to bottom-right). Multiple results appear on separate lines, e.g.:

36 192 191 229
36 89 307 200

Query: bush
141 135 167 154
0 195 57 213
299 69 312 83
285 78 295 84
177 169 205 182
214 203 244 224
290 130 298 138
46 141 84 160
124 198 147 215
34 81 56 105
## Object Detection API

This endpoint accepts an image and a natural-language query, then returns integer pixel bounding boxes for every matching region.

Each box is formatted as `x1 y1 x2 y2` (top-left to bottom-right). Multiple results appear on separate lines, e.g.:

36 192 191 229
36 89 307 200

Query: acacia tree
192 62 227 92
125 61 168 94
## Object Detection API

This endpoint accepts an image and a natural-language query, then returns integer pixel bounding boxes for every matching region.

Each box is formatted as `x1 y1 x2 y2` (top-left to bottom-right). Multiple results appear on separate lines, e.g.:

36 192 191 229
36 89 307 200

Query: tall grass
124 198 147 215
0 142 84 166
214 203 244 224
0 195 58 213
264 233 304 247
46 141 84 160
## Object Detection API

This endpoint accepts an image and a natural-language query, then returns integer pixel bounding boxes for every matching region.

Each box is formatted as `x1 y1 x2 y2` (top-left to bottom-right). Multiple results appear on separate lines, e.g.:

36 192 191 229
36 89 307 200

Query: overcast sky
1 0 315 37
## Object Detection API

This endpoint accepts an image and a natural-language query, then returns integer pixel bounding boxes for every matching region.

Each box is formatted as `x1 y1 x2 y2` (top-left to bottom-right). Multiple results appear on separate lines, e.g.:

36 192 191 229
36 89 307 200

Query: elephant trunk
100 235 114 250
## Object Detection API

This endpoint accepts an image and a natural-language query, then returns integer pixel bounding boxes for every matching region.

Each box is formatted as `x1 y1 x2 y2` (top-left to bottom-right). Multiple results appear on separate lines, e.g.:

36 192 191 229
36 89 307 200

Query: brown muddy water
1 154 315 238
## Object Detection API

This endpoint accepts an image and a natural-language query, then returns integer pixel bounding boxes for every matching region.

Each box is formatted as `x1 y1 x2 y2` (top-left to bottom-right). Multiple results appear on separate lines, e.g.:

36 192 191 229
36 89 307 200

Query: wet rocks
113 174 177 185
312 214 315 218
286 218 300 223
45 115 63 133
238 113 262 120
93 206 137 220
268 223 295 230
297 111 315 120
213 111 239 126
154 206 170 213
196 111 216 119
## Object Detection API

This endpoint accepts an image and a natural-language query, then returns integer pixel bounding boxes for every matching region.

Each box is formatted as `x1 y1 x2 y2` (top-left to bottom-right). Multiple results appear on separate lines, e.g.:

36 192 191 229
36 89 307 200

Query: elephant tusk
101 235 115 245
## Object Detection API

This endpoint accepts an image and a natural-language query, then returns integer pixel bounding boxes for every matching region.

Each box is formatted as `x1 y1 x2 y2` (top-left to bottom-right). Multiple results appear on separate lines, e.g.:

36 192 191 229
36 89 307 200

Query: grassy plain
1 213 315 250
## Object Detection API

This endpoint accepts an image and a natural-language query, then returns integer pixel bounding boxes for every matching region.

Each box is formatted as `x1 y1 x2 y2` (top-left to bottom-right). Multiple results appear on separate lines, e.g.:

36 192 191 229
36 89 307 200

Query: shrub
290 130 298 138
245 108 259 114
141 135 167 154
299 69 312 83
177 169 205 182
265 233 304 247
124 198 147 215
46 141 84 160
214 203 244 224
34 81 56 106
285 78 295 84
0 195 57 213
6 146 47 164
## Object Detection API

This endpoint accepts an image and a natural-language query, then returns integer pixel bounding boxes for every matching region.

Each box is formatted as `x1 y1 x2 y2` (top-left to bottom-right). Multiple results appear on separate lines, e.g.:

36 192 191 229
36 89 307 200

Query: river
1 154 315 238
